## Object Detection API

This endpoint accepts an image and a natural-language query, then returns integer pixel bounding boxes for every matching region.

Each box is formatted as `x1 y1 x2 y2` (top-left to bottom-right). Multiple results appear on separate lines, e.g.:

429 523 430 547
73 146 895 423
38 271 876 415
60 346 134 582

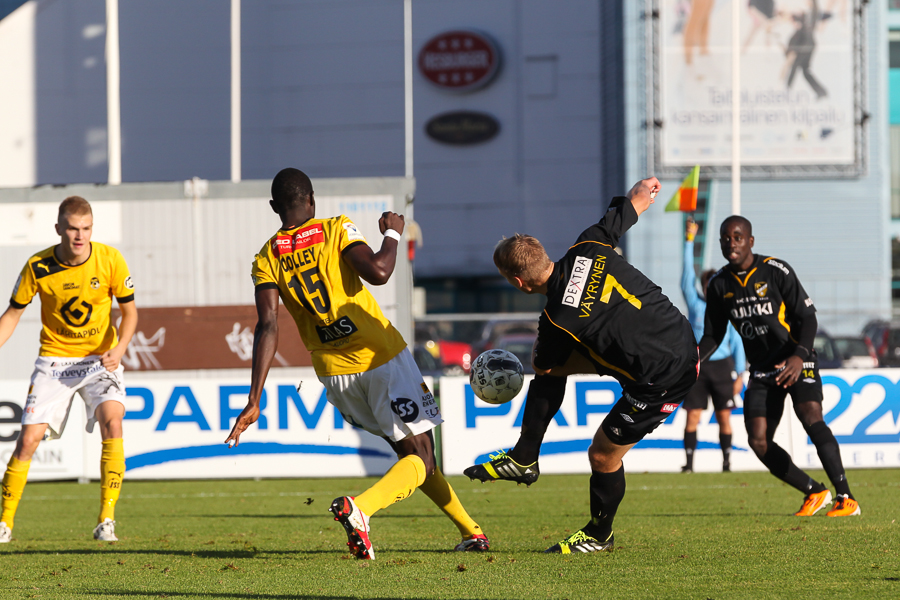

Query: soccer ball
469 349 525 405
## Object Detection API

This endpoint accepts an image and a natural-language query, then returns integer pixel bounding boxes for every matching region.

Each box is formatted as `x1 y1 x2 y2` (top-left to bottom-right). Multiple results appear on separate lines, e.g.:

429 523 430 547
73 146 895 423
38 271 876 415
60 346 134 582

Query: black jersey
534 197 697 388
703 254 815 371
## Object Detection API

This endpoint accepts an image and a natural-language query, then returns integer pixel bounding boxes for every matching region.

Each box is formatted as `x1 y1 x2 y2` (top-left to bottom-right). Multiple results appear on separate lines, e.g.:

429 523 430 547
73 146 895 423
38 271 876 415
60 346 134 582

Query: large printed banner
0 375 412 481
658 0 858 172
1 370 897 480
441 370 900 475
0 380 85 482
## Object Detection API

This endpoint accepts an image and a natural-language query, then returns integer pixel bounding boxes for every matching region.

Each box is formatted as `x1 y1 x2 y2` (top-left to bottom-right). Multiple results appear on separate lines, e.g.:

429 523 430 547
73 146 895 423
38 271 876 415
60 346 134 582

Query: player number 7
600 274 642 310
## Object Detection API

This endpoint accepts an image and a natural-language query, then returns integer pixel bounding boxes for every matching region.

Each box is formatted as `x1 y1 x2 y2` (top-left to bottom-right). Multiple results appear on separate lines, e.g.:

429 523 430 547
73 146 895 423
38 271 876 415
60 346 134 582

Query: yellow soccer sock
354 455 427 517
1 455 31 530
99 438 125 524
418 467 483 538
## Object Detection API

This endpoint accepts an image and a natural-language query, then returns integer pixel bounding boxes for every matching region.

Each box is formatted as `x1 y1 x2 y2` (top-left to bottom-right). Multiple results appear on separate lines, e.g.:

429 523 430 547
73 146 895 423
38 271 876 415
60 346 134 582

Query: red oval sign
418 30 501 92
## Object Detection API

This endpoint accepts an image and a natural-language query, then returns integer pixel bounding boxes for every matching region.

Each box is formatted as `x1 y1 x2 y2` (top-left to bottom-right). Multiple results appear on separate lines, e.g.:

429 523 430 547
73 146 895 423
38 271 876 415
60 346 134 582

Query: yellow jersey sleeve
251 250 278 288
253 216 407 376
10 261 38 309
109 248 135 302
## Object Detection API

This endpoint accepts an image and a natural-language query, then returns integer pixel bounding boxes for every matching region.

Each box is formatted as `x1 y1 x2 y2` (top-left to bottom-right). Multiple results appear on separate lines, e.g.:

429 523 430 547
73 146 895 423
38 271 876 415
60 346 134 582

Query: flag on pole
664 165 700 212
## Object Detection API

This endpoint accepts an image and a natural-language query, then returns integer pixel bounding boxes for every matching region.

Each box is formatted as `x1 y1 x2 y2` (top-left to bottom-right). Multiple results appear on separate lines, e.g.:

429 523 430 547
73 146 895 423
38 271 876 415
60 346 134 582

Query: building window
890 32 900 218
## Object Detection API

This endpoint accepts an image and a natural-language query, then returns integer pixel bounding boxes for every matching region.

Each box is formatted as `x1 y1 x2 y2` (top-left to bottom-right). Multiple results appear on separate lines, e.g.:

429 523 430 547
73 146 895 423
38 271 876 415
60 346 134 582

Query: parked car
833 336 879 369
412 343 447 379
414 324 472 375
813 329 843 369
471 317 539 356
492 332 538 374
861 320 900 367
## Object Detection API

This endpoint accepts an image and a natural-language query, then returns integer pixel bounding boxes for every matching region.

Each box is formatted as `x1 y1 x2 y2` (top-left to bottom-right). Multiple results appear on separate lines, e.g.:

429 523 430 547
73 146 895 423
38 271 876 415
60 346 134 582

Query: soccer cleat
329 496 374 560
794 489 832 516
826 494 861 517
463 451 539 486
680 465 693 473
93 518 118 541
454 533 489 552
0 522 11 543
545 530 614 554
722 461 731 473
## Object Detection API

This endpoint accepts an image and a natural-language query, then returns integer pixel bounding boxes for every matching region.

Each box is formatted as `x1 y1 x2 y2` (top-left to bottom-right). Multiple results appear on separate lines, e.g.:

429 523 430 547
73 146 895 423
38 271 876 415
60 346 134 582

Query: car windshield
835 338 869 358
813 335 837 362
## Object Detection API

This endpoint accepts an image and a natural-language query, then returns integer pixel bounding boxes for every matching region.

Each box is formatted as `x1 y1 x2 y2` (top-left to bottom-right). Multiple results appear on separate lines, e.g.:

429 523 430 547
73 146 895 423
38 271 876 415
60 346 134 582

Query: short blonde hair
493 234 552 285
58 196 92 221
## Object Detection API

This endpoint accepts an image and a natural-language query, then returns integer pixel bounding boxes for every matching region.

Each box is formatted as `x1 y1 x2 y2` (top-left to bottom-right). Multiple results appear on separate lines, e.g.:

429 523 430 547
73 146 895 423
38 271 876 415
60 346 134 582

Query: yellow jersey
10 242 135 357
251 216 407 376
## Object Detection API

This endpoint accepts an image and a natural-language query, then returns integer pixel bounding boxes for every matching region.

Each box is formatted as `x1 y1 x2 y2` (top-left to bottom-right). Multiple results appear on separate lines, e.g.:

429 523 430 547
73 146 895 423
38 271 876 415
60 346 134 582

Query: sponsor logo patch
295 224 325 248
390 398 419 423
661 403 679 414
766 258 790 275
315 316 359 344
273 236 293 256
562 256 593 308
624 392 647 411
620 413 634 423
343 221 366 242
121 276 131 290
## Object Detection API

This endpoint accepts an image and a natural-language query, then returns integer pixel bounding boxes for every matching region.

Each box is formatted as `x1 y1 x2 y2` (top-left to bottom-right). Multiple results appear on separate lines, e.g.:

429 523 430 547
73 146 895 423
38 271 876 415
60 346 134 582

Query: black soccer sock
509 375 567 466
683 430 697 469
759 442 825 494
719 433 732 464
806 421 853 499
585 464 626 541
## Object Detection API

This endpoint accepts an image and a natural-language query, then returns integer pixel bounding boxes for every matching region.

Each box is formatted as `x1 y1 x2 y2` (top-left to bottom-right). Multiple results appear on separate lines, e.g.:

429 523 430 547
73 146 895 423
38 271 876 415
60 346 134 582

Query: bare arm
102 300 138 371
225 286 280 447
342 211 405 286
0 304 25 348
625 177 661 217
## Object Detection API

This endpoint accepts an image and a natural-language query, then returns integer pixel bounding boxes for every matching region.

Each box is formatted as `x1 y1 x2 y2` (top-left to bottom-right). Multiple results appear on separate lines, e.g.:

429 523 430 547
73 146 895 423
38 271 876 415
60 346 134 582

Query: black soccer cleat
463 450 539 486
545 530 614 554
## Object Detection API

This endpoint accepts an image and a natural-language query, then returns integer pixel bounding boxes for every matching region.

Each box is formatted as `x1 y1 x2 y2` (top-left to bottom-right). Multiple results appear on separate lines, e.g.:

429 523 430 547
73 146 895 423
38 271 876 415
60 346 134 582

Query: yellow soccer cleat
826 494 860 517
794 489 832 516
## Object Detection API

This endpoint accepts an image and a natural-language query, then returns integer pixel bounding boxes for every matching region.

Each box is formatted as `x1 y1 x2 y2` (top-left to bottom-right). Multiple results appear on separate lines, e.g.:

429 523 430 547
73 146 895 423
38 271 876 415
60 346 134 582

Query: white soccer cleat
0 521 11 543
93 518 118 541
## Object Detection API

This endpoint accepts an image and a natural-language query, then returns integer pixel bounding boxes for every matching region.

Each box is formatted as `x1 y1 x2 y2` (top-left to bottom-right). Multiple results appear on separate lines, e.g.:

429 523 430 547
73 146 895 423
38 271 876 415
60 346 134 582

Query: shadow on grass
1 546 508 557
0 548 331 558
178 513 448 520
79 592 391 600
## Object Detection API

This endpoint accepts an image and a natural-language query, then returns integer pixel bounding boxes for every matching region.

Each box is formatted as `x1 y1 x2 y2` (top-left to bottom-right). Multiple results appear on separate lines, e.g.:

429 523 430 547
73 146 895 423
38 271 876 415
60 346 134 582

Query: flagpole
731 0 741 215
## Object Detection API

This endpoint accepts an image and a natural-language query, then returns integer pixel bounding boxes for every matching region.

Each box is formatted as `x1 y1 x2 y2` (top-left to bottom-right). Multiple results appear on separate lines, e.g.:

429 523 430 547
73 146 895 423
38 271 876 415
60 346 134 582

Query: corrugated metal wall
0 177 415 379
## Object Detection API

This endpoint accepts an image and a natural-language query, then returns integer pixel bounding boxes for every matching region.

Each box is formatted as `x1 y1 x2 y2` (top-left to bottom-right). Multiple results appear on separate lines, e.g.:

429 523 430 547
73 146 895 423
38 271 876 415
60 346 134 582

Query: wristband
384 229 401 241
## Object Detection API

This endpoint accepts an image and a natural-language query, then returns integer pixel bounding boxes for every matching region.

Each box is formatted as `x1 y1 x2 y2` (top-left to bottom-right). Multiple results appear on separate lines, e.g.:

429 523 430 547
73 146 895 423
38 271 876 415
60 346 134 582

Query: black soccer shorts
601 361 699 446
742 352 823 421
683 357 736 411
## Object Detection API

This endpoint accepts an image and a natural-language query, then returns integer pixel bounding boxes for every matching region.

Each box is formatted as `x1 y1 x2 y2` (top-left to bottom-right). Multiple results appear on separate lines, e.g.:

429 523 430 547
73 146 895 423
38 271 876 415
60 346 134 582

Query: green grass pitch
1 469 897 600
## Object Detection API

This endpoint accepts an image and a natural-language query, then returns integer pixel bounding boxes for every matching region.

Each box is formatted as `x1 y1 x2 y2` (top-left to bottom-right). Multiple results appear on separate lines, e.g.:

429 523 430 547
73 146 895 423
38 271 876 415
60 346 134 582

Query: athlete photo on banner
658 0 858 169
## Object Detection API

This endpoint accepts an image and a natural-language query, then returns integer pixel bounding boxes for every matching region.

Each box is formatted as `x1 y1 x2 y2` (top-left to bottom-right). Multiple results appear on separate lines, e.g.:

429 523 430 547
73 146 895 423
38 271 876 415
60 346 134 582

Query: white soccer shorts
318 349 442 442
23 356 127 440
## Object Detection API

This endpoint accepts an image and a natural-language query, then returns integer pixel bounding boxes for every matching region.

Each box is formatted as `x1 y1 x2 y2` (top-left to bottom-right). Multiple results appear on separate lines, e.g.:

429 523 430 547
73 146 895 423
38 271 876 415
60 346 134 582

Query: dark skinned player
698 216 859 517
